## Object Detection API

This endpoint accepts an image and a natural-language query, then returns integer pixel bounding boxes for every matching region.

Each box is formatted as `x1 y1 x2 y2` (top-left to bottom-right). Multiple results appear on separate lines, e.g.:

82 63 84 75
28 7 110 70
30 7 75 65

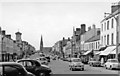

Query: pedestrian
100 57 104 66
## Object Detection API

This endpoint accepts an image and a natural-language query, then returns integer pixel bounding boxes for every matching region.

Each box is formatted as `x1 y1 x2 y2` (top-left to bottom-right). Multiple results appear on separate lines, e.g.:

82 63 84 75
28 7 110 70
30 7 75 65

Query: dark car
45 57 50 62
0 62 35 76
16 59 52 76
88 58 101 67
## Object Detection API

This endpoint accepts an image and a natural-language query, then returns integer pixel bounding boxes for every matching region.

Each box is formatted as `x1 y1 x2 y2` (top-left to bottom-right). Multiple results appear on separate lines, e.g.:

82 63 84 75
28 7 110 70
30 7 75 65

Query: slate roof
85 35 100 42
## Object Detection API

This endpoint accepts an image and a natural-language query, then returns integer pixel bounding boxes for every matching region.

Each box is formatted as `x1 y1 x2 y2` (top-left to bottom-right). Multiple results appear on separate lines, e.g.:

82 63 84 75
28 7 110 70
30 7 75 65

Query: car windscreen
111 60 118 63
39 58 46 61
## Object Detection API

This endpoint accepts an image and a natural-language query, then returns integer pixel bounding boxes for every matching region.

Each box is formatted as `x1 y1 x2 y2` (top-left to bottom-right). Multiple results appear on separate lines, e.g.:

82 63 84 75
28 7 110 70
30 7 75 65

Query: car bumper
112 65 120 69
73 66 84 69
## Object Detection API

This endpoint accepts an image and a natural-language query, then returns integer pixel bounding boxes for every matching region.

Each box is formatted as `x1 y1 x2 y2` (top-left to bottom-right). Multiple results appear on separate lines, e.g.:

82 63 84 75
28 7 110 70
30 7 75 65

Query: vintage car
104 59 120 70
0 62 35 76
36 57 48 65
69 58 84 71
45 56 50 62
88 58 101 67
16 59 52 76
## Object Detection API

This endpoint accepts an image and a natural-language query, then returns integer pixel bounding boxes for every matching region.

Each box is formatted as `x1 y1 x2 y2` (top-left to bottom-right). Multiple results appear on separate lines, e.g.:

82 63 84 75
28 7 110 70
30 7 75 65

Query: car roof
17 59 35 61
0 62 22 66
108 59 118 61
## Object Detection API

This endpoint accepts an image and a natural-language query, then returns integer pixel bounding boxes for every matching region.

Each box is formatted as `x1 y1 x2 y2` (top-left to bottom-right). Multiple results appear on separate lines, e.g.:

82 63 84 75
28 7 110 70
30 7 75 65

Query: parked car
104 59 120 70
45 56 50 62
36 57 48 65
16 59 52 76
88 58 101 67
69 58 84 71
0 62 35 76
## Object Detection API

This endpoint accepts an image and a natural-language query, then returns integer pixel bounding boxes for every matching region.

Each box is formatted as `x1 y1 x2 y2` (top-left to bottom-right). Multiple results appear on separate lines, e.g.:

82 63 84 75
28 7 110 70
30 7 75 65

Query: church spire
40 35 43 53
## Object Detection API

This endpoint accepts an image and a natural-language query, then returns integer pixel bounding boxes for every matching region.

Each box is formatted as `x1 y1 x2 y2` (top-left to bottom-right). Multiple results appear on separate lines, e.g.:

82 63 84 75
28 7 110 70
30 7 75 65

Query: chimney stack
88 26 91 31
81 24 86 35
92 24 96 29
1 30 6 36
111 3 120 13
6 34 11 39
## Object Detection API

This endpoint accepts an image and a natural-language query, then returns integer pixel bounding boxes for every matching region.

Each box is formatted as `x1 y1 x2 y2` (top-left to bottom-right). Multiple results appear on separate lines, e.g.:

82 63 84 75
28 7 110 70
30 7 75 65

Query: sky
0 0 119 50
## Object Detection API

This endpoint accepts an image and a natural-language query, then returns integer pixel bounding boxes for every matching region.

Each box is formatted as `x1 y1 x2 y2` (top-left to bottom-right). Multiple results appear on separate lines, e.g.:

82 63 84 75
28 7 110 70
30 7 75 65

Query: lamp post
104 11 119 59
1 36 5 62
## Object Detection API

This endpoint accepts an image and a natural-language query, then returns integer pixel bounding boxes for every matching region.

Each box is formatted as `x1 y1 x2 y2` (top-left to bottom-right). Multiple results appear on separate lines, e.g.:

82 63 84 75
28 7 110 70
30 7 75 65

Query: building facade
100 2 120 60
0 27 36 62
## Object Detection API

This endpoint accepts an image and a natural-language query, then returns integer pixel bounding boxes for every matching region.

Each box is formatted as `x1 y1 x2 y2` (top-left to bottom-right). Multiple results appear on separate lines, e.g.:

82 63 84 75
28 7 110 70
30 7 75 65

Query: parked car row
88 58 120 70
0 59 52 76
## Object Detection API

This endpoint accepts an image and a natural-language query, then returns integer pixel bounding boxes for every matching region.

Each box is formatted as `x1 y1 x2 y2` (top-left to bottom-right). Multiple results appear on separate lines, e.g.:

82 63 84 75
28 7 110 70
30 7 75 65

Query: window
111 33 114 45
107 34 109 45
107 20 109 30
4 65 25 76
98 42 100 49
101 36 103 45
101 24 103 31
111 18 114 28
104 35 106 45
96 42 97 49
104 22 106 31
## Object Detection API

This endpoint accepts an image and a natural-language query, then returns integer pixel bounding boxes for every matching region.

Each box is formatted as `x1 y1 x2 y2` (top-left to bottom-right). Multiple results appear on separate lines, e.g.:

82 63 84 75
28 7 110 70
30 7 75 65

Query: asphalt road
49 59 119 74
29 53 120 75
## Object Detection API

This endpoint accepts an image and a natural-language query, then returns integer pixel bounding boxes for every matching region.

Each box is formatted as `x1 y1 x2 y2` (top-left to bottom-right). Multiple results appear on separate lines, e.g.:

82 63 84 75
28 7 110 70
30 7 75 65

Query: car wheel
109 65 113 70
71 67 74 71
81 68 84 71
39 72 46 76
105 65 107 69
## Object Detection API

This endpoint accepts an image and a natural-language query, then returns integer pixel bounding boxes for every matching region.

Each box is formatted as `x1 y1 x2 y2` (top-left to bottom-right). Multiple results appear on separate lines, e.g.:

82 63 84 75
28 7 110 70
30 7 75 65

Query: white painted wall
101 15 118 47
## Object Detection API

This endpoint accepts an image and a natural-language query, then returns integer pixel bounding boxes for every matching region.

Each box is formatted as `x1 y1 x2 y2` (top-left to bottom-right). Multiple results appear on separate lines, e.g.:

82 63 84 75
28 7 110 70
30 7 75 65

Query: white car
36 57 48 65
69 58 84 71
104 59 120 70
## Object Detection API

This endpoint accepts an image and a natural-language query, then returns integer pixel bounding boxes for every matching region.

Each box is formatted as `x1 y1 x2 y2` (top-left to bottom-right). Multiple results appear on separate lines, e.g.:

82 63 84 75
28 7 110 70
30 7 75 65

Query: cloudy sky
0 0 119 50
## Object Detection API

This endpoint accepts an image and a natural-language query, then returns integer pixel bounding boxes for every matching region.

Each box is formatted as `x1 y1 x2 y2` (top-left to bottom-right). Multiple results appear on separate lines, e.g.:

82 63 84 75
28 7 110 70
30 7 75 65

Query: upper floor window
101 36 103 45
107 20 109 30
111 18 114 28
104 35 106 45
107 34 109 45
101 24 103 31
111 33 114 45
96 42 97 49
104 22 106 31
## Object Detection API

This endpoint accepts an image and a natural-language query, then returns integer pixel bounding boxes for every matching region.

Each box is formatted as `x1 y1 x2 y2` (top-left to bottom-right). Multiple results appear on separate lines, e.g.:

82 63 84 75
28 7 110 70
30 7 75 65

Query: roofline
101 11 120 23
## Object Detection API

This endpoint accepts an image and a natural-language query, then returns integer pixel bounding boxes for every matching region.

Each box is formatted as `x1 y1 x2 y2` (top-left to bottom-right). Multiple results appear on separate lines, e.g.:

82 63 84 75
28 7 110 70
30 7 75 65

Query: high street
29 53 119 74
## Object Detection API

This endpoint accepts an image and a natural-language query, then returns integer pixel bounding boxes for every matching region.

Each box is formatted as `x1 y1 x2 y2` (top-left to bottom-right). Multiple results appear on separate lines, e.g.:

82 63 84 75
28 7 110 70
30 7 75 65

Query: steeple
40 35 43 53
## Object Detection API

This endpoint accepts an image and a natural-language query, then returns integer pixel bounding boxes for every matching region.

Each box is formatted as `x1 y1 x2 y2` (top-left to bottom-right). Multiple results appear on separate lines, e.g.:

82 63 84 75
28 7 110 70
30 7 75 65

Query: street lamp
1 36 5 62
104 12 119 59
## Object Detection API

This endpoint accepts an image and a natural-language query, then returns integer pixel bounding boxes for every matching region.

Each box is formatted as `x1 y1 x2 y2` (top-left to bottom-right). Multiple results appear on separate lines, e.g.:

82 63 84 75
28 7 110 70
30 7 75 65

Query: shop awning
99 46 116 56
83 50 92 55
94 51 101 55
99 46 107 51
110 49 116 54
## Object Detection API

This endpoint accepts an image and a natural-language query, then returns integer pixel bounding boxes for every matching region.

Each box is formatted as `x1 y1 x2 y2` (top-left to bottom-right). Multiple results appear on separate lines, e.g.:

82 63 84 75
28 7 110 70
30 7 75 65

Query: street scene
0 0 120 76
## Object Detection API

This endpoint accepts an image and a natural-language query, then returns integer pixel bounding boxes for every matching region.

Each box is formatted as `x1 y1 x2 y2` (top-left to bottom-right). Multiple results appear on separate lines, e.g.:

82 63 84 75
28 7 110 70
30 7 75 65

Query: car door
18 61 35 74
3 65 26 76
24 61 36 74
